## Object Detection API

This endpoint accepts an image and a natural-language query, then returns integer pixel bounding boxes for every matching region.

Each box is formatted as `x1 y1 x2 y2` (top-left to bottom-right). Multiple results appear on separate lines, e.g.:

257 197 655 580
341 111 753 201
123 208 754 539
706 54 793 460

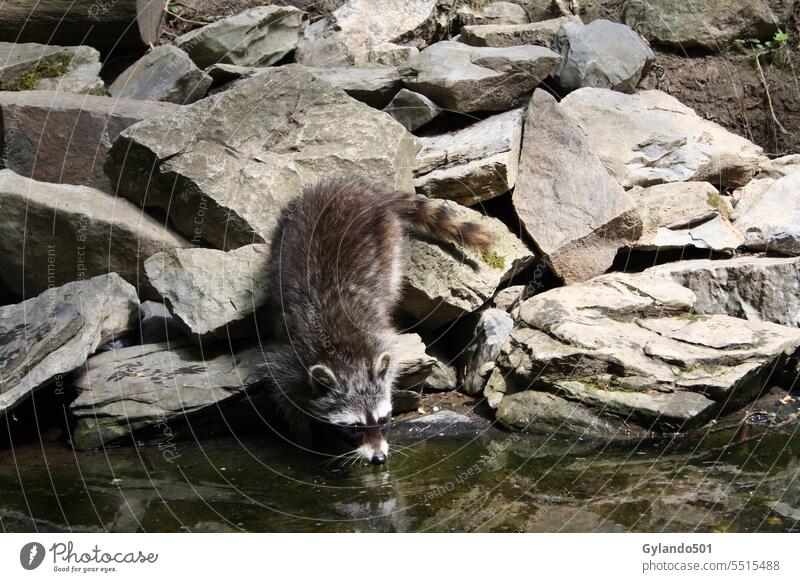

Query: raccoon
261 178 492 465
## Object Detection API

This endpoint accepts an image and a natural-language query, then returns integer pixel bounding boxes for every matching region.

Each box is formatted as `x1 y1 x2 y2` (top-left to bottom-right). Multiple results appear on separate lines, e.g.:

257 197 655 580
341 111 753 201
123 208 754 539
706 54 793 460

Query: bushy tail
393 193 493 253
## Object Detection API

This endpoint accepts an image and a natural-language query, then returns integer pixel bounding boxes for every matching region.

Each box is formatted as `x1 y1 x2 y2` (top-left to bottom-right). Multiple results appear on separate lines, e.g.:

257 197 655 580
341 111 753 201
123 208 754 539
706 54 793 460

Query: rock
138 301 185 344
296 0 439 67
384 88 441 132
414 108 523 205
424 358 458 391
756 155 800 180
459 17 576 48
733 173 800 255
0 42 103 94
174 6 307 69
395 409 487 438
401 199 535 329
629 181 742 252
483 366 507 408
105 65 419 250
108 45 212 105
70 341 269 449
399 41 561 113
144 244 271 344
0 274 139 417
495 272 800 435
646 256 800 328
462 308 514 395
492 285 527 317
0 170 189 300
366 43 420 66
392 333 437 391
552 19 653 93
513 90 641 284
459 1 531 25
0 91 177 191
622 0 781 51
392 389 422 414
560 88 766 189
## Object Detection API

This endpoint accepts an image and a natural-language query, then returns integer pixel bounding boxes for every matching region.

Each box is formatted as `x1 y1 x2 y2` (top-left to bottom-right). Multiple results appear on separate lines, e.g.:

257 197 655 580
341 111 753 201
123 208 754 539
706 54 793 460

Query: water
1 414 798 533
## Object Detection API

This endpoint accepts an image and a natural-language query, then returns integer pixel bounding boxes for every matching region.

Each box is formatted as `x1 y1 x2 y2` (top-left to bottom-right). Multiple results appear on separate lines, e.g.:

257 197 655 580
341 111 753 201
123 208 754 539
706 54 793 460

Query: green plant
0 53 72 91
481 250 506 270
734 29 790 54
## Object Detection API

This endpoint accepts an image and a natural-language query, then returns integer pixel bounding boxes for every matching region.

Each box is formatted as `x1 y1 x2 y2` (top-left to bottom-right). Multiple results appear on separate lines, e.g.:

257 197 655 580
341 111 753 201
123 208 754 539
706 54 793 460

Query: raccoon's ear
373 351 393 382
309 364 339 394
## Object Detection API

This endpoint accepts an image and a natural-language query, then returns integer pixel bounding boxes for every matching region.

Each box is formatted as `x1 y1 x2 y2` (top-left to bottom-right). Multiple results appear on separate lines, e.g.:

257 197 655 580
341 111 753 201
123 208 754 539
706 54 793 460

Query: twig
163 2 209 27
754 50 789 135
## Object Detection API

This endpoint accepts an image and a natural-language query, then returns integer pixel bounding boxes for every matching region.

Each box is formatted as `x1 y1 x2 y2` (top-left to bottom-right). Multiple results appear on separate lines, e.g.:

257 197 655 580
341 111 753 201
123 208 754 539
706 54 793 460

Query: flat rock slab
734 172 800 255
495 272 800 436
296 0 439 67
460 17 576 48
630 181 742 252
559 88 766 189
513 90 641 284
552 19 653 93
105 65 419 250
0 274 139 417
401 198 535 330
144 244 271 343
0 91 177 191
0 41 103 94
399 41 560 113
0 170 189 300
646 256 800 328
414 108 523 205
174 6 307 69
109 45 212 104
70 341 269 449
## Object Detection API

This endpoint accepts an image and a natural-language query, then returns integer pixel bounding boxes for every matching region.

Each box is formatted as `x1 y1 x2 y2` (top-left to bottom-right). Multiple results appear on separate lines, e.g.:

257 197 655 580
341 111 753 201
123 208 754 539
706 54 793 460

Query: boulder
70 341 268 449
622 0 781 51
0 91 177 191
105 65 420 250
462 308 514 395
401 199 536 329
424 358 458 392
492 284 527 317
733 173 800 255
296 0 439 67
495 273 800 435
756 155 800 180
459 17 577 48
0 42 103 94
646 256 800 328
0 274 139 417
629 181 742 252
384 88 441 132
559 88 767 189
513 90 641 284
0 170 189 300
138 301 185 345
392 333 436 390
458 1 531 26
399 41 561 113
414 108 523 205
144 244 270 343
174 6 307 69
366 43 420 66
108 45 212 105
552 19 653 93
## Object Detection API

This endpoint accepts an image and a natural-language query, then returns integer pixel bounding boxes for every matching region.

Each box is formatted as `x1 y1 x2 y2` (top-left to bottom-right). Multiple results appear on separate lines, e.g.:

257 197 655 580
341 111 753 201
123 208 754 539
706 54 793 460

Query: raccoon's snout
371 452 387 465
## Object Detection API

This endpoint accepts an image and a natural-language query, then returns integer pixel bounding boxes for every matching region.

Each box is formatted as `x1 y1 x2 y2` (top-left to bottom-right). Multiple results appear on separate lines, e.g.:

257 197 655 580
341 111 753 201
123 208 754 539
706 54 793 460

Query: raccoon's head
307 352 394 466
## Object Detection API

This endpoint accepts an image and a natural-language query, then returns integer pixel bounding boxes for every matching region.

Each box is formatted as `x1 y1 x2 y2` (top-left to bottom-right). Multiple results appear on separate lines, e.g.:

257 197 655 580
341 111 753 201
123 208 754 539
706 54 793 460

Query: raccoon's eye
377 416 389 426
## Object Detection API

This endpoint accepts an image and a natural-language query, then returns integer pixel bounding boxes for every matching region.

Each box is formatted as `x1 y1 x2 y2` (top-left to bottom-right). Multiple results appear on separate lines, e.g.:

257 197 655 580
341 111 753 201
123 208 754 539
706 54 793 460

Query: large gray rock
383 88 441 132
552 19 653 93
0 42 103 94
392 333 436 391
733 173 800 255
462 308 514 396
399 41 561 113
630 181 742 252
105 65 420 250
414 108 523 205
459 17 577 48
144 244 270 343
0 91 177 191
560 88 767 189
296 0 439 67
70 341 269 449
457 1 531 26
401 199 535 329
622 0 782 51
495 273 800 435
0 274 139 417
646 256 800 328
513 90 641 284
174 6 307 69
0 170 189 300
108 45 212 104
756 155 800 180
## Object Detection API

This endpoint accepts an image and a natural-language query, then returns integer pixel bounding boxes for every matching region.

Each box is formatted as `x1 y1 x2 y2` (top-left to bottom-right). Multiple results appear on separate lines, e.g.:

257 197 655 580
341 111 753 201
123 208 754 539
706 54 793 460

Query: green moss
481 250 506 269
88 85 110 96
707 190 730 221
0 53 72 91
